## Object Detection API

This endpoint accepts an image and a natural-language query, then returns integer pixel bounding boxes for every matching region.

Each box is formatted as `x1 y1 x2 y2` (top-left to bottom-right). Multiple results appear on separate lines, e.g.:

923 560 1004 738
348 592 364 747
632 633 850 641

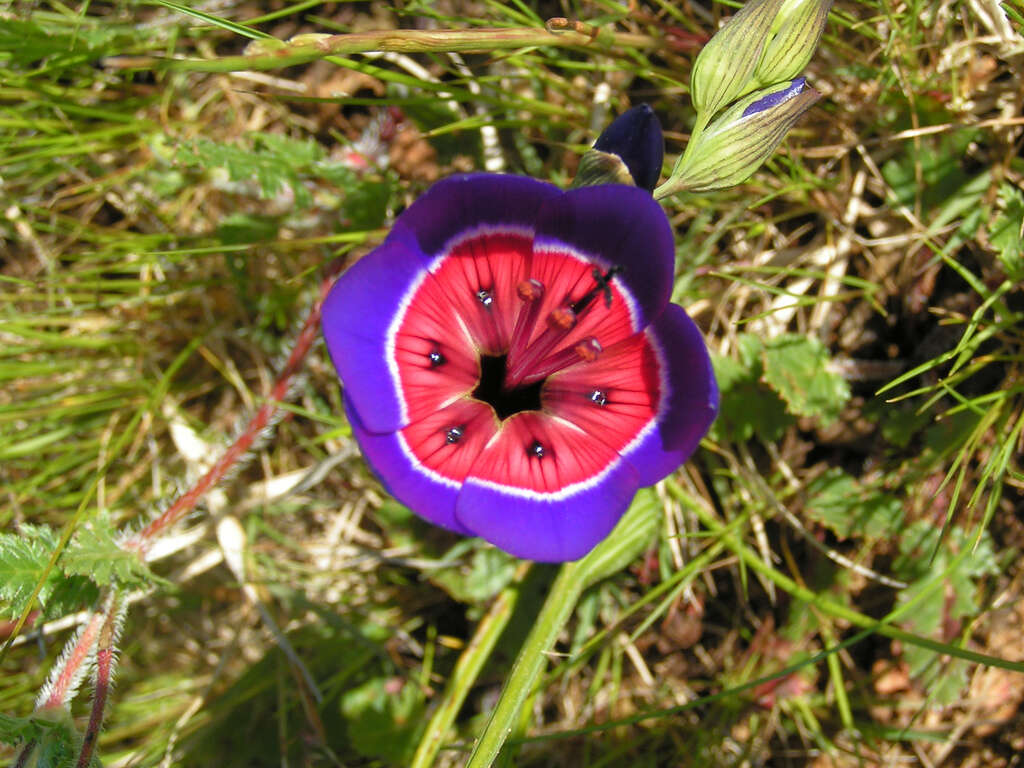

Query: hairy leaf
893 522 1000 704
712 351 793 442
60 519 162 591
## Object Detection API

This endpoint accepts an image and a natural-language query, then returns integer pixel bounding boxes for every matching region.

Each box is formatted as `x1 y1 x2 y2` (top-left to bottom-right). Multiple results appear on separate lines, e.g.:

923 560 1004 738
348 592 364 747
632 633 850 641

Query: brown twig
13 739 37 768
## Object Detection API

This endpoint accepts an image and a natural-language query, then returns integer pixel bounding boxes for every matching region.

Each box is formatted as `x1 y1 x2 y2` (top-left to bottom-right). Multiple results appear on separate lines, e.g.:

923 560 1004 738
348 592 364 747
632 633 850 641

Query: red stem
40 610 105 710
130 264 342 554
76 595 120 768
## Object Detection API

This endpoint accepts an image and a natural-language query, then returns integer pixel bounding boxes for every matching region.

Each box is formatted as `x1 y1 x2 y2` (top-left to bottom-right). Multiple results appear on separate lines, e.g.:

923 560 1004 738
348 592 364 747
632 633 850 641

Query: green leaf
893 522 1000 704
880 132 979 211
804 469 903 540
761 334 850 425
578 487 662 588
0 525 58 612
60 519 163 591
990 183 1024 281
0 708 97 767
342 178 393 230
340 677 426 764
0 712 59 747
0 524 99 619
176 134 321 208
431 545 518 605
711 351 793 442
216 213 281 245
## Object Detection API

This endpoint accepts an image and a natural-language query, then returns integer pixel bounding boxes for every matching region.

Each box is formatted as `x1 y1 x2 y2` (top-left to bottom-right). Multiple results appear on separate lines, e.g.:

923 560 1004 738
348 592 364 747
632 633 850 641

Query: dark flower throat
474 354 543 420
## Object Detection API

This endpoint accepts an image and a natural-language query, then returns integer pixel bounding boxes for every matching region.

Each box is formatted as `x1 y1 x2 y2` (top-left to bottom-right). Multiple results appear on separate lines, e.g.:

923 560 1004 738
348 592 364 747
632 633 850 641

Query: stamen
508 279 545 364
505 266 620 389
445 425 464 444
504 305 578 387
428 347 445 368
476 289 494 308
589 389 608 406
528 440 545 459
517 337 603 386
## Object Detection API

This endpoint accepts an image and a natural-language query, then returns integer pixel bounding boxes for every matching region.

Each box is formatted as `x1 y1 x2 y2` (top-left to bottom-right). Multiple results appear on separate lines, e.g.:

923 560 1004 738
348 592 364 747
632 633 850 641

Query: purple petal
397 173 562 258
621 303 718 486
322 229 429 433
456 467 640 563
533 185 674 329
454 411 642 562
742 77 807 118
344 395 473 536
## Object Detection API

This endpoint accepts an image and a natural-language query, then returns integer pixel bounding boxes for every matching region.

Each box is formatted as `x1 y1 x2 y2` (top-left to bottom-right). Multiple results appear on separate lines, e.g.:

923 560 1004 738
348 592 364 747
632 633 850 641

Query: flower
322 174 718 562
668 77 820 193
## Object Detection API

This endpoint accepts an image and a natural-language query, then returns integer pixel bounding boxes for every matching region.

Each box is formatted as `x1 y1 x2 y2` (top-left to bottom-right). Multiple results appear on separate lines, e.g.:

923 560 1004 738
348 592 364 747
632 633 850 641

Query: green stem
410 562 531 768
465 560 588 768
653 111 710 200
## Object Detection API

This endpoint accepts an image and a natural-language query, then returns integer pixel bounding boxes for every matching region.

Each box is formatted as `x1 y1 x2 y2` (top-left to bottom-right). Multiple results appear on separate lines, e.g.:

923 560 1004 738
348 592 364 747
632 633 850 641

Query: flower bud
690 0 786 118
754 0 832 86
665 78 819 194
573 104 665 192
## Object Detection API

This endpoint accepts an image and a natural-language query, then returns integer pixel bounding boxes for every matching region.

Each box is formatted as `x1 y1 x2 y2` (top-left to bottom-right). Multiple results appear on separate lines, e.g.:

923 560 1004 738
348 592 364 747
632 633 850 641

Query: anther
428 348 445 367
528 440 545 459
547 306 578 331
476 288 494 308
517 279 544 302
445 425 464 444
574 338 602 363
512 336 603 387
589 389 608 406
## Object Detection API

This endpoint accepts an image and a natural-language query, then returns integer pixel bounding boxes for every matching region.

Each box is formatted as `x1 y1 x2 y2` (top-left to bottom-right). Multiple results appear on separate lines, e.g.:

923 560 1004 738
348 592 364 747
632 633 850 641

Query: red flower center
386 228 663 492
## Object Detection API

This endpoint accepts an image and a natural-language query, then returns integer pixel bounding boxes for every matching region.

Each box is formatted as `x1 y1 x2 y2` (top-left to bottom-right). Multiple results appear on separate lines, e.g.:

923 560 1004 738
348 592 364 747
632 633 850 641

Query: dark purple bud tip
742 77 807 118
593 104 664 193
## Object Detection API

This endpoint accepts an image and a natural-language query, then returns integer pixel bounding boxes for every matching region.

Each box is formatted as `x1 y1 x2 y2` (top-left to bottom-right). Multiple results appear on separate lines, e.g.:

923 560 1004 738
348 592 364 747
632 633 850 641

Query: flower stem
37 610 106 711
653 111 711 200
464 489 663 765
410 562 531 768
465 561 587 768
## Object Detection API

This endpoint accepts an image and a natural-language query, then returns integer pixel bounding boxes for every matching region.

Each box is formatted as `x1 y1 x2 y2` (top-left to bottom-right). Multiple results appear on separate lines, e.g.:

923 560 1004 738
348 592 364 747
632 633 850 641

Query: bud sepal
660 78 820 195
